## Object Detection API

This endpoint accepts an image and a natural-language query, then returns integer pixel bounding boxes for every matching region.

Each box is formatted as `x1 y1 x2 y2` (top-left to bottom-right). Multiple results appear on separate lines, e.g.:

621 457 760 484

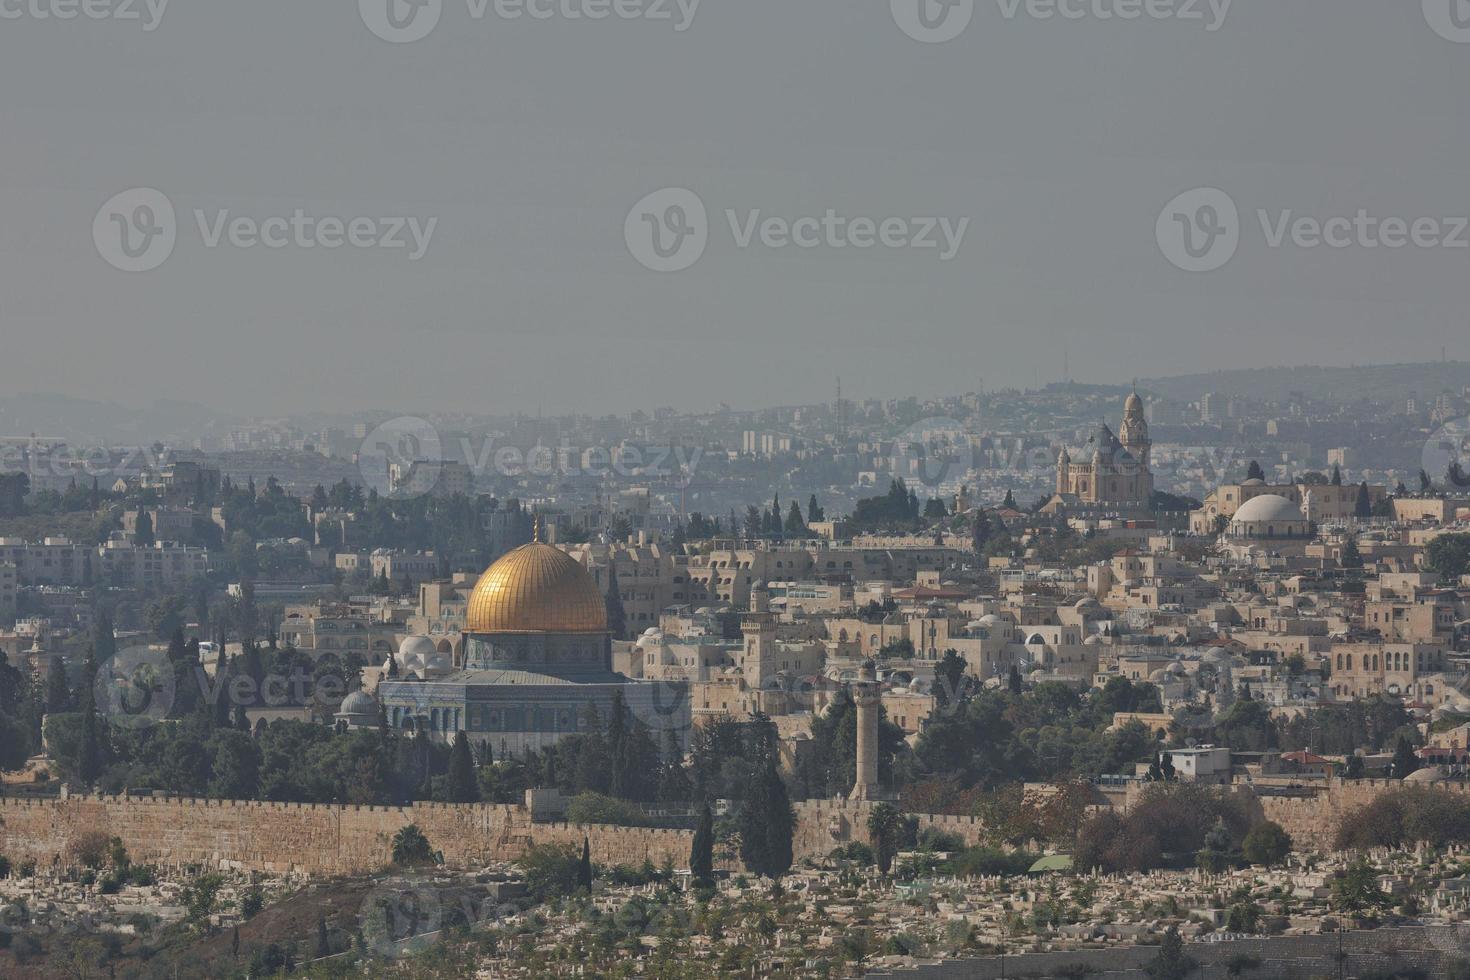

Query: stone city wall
0 795 705 875
4 779 1464 877
1258 778 1470 847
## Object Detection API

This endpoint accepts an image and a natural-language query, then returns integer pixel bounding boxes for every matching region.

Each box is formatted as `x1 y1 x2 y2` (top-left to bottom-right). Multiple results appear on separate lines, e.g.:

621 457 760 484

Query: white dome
1232 494 1304 524
399 634 436 662
1242 478 1266 486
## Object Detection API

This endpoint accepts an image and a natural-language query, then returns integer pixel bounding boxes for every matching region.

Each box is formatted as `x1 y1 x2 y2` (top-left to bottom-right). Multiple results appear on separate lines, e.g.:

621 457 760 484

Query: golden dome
465 542 607 634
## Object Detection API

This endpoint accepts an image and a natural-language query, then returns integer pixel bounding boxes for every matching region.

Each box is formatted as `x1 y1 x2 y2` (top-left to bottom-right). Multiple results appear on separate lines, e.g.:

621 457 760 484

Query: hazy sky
3 1 1469 416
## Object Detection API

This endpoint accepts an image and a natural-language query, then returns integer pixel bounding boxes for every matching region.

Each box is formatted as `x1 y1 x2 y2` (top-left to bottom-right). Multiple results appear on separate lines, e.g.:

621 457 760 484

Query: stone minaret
849 660 882 801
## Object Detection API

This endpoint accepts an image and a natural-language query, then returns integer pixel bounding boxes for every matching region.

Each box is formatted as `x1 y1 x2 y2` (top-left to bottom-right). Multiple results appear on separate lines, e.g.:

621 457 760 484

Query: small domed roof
399 635 436 666
340 691 379 715
1403 765 1443 783
1233 494 1305 524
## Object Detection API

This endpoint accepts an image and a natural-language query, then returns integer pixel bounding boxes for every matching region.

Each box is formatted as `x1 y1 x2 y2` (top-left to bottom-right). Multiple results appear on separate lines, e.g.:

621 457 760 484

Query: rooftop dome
466 542 608 634
1232 494 1304 525
398 635 436 670
1403 765 1444 783
340 690 379 715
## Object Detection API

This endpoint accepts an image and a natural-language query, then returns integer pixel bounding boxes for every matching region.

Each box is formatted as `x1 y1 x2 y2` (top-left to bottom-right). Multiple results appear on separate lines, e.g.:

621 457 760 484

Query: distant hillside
0 393 239 445
1139 362 1470 406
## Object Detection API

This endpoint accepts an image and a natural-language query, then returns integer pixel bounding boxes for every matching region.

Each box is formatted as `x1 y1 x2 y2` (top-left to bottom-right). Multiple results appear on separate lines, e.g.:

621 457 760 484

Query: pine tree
807 493 824 523
690 802 714 887
1246 460 1265 481
315 913 330 958
447 731 480 803
1331 464 1343 486
1002 488 1017 510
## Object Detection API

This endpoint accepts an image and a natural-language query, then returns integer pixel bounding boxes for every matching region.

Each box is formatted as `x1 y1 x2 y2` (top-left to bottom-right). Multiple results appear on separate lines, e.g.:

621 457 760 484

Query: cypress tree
78 654 101 787
690 802 714 887
578 837 594 894
45 658 72 714
608 693 629 799
604 564 627 642
739 723 794 880
447 731 480 803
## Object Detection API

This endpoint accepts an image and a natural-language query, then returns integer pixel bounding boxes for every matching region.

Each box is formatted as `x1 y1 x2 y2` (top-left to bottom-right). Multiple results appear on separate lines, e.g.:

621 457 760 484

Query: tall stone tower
849 660 882 801
1119 389 1151 469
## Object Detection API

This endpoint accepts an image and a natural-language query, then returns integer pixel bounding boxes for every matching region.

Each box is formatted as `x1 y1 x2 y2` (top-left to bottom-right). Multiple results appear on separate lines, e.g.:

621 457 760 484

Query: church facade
1045 391 1155 514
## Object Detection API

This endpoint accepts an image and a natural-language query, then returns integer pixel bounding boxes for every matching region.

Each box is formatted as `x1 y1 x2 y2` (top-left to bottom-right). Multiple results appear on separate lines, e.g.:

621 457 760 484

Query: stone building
1045 391 1155 514
375 536 689 758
